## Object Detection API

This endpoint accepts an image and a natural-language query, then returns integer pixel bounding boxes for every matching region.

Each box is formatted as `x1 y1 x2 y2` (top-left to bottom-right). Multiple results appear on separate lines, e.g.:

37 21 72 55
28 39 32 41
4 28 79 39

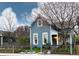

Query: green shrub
18 36 29 45
73 35 79 41
33 47 40 53
64 48 70 52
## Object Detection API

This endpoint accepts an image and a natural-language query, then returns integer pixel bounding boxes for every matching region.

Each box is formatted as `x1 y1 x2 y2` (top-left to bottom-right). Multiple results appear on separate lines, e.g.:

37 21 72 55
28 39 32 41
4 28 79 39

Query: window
37 19 43 27
33 33 38 45
42 32 48 45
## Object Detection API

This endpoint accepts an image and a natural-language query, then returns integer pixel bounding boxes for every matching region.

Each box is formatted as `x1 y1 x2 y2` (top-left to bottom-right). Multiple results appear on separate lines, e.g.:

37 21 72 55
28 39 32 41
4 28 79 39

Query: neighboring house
30 15 63 48
0 25 30 47
0 33 3 46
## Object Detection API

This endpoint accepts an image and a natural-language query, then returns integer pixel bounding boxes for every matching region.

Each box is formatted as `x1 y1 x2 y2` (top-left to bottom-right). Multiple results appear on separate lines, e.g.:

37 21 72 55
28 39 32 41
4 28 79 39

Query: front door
52 35 57 45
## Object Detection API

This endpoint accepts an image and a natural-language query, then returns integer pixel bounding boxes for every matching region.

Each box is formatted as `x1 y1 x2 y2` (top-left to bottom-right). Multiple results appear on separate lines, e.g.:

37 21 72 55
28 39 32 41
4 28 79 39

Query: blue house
30 15 63 49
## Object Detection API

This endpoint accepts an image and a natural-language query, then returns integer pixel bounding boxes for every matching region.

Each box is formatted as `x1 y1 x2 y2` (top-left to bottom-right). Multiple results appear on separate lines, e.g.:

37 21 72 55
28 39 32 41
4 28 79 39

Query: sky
0 2 38 26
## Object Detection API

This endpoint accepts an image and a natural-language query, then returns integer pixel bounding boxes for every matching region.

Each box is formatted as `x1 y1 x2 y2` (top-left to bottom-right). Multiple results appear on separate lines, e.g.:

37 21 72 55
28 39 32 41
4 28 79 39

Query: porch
50 31 63 47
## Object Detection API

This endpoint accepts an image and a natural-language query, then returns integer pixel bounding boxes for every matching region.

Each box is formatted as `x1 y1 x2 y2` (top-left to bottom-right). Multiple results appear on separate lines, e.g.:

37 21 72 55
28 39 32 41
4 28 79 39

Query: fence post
13 45 14 53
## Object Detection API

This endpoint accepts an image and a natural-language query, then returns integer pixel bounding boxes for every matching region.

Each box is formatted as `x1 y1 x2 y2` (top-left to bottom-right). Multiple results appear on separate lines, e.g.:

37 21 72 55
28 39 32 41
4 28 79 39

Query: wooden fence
0 44 30 53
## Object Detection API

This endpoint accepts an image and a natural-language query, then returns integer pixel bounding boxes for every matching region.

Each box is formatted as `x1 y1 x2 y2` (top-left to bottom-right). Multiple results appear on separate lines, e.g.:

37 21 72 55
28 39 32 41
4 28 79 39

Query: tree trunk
62 33 68 48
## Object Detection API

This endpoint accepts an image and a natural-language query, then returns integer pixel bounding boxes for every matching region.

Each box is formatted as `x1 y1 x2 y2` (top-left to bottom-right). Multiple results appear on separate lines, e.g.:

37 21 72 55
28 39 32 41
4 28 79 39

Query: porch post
50 25 52 45
57 34 59 45
70 33 72 54
1 36 3 46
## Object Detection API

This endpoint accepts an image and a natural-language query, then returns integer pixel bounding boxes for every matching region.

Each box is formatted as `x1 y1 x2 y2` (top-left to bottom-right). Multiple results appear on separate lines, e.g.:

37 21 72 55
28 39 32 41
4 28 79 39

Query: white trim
37 19 43 27
33 33 38 45
42 32 48 45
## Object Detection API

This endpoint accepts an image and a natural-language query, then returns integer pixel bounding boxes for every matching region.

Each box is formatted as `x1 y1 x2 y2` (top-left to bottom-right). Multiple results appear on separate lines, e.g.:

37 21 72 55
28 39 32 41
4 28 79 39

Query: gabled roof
31 14 52 26
31 14 61 31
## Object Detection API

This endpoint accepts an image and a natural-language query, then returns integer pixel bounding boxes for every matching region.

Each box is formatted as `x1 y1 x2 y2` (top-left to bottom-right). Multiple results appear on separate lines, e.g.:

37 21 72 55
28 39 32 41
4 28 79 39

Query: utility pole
30 27 32 52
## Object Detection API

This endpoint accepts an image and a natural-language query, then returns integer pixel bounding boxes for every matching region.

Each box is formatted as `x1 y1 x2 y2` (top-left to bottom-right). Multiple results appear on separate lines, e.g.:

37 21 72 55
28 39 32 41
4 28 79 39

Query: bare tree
38 2 79 45
1 8 17 44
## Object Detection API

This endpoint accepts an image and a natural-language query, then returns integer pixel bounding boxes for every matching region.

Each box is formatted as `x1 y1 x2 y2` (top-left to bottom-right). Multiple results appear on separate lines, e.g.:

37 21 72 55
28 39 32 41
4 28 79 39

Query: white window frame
37 19 43 27
33 33 38 45
42 32 48 45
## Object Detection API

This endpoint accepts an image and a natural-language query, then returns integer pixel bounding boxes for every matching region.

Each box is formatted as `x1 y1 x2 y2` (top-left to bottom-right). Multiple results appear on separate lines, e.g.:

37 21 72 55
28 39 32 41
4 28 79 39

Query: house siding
31 21 50 48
